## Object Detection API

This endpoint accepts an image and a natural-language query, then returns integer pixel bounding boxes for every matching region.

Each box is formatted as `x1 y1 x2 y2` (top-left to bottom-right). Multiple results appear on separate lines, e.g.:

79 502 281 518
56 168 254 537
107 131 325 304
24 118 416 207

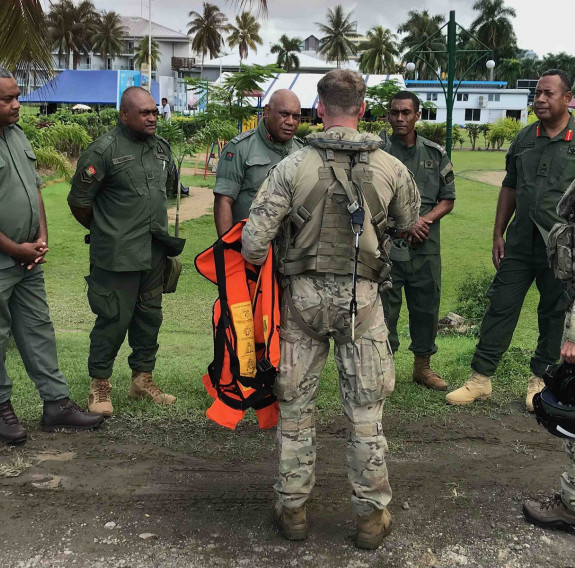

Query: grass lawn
7 148 540 427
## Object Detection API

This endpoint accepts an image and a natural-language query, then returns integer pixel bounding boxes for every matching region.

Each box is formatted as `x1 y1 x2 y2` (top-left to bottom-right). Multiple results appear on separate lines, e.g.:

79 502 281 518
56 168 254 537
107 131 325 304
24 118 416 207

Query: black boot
0 401 27 445
41 398 105 432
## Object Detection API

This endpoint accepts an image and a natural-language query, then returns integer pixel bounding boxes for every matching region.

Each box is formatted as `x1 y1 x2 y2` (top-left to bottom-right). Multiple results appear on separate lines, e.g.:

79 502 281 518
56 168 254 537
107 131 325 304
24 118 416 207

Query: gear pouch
163 256 182 294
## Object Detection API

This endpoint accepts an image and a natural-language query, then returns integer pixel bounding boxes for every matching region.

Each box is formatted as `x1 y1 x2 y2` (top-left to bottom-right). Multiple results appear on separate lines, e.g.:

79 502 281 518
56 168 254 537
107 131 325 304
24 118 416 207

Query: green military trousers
472 231 570 378
274 274 395 517
382 254 441 356
0 264 70 404
86 239 166 379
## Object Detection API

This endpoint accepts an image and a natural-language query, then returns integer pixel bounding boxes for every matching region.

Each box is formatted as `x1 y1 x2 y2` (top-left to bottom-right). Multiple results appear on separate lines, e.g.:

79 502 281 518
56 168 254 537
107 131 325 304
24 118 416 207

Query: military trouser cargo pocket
276 328 303 402
85 275 119 320
352 332 395 405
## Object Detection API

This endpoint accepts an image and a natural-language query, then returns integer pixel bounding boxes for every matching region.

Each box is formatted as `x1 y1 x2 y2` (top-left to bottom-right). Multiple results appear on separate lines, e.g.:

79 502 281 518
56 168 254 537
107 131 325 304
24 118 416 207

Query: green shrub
416 121 446 146
36 123 91 158
99 108 119 129
487 117 523 150
172 116 206 138
455 271 494 331
358 120 388 135
296 123 311 138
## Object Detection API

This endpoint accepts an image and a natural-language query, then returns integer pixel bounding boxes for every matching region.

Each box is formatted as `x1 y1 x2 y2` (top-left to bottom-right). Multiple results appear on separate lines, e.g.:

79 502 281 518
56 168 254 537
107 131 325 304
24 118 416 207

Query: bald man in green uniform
447 69 575 410
380 91 455 390
68 87 185 417
0 68 104 444
213 89 303 237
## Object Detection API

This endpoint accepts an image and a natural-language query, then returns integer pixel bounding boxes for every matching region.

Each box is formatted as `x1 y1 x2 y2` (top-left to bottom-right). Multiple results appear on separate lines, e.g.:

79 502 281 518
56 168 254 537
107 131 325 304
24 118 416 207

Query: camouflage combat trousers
274 274 395 516
562 440 575 512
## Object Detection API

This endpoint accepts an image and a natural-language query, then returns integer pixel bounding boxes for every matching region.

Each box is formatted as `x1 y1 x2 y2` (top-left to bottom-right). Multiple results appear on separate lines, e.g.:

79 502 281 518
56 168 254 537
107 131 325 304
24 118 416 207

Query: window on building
488 93 501 102
128 41 134 52
465 108 481 121
421 107 437 121
129 58 135 71
506 109 521 120
426 92 438 101
107 58 112 70
457 93 469 101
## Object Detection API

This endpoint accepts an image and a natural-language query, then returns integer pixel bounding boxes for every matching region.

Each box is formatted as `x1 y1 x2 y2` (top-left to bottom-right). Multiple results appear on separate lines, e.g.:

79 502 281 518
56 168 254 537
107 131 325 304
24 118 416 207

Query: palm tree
228 0 267 17
0 0 54 84
359 26 398 74
134 35 161 71
316 5 358 68
92 11 127 69
48 0 99 70
270 35 302 72
398 10 446 79
227 12 262 65
470 0 517 61
188 2 229 78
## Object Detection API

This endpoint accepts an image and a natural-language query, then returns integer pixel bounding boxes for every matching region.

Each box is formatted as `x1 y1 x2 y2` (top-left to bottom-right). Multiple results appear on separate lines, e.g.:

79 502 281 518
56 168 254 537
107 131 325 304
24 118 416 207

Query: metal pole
445 10 456 159
148 1 152 91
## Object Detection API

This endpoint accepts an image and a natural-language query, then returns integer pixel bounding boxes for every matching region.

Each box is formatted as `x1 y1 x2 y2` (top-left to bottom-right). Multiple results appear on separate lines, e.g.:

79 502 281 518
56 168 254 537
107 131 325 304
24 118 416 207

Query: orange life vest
195 220 280 430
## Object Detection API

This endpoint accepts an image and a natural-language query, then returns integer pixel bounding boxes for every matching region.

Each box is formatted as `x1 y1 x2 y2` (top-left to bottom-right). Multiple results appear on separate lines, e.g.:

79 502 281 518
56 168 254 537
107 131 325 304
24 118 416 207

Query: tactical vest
195 221 280 430
278 137 391 284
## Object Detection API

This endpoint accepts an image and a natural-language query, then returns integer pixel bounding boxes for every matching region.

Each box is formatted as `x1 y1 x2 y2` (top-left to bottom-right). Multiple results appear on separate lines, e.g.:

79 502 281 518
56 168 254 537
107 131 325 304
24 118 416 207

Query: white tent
216 73 406 109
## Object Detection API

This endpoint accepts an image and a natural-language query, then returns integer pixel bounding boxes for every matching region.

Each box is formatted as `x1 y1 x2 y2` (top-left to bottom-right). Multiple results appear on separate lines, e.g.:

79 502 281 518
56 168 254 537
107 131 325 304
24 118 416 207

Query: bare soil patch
460 170 506 187
168 187 213 223
1 412 573 567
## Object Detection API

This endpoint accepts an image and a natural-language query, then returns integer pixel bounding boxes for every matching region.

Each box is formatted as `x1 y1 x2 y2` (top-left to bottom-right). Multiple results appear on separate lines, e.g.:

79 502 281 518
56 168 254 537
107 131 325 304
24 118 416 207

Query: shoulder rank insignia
424 160 433 168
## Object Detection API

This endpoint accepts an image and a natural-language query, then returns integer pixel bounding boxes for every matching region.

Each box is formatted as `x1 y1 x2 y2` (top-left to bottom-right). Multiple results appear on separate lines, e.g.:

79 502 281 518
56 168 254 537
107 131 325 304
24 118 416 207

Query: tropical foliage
398 10 446 79
359 26 399 74
470 0 517 62
227 12 263 64
134 36 161 71
365 79 402 119
316 5 358 68
188 2 229 77
0 0 53 83
270 35 302 72
91 11 127 67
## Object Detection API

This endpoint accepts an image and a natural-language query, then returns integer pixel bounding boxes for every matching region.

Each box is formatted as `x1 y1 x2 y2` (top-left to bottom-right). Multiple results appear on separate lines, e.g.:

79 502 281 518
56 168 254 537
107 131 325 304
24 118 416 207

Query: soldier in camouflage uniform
523 179 575 531
213 90 303 237
242 70 420 549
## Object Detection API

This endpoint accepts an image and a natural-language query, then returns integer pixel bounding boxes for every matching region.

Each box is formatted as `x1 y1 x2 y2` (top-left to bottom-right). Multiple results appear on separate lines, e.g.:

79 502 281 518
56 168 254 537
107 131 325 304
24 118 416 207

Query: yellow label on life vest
230 301 257 378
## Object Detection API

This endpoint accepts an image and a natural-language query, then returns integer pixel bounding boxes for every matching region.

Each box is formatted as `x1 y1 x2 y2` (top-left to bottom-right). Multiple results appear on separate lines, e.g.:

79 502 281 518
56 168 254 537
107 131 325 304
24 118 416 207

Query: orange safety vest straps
195 220 280 430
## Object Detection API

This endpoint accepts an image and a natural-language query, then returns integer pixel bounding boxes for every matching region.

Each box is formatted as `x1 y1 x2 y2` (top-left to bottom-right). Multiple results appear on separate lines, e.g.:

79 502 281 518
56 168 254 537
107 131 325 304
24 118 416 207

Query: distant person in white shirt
160 98 171 120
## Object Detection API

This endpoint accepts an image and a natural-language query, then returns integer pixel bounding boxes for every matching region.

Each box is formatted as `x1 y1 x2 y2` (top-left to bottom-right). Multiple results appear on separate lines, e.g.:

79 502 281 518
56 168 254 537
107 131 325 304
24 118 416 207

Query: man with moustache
68 87 185 417
213 89 303 237
447 69 575 410
0 67 104 443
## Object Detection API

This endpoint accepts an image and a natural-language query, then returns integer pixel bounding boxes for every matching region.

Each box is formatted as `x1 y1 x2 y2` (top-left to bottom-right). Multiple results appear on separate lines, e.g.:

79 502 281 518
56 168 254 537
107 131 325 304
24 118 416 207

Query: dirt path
168 186 213 223
1 412 572 567
459 170 506 186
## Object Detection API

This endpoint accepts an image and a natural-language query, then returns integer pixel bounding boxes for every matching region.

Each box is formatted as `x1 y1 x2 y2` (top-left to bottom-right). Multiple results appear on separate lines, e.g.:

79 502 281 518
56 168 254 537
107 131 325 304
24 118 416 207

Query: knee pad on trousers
281 413 314 433
349 421 383 438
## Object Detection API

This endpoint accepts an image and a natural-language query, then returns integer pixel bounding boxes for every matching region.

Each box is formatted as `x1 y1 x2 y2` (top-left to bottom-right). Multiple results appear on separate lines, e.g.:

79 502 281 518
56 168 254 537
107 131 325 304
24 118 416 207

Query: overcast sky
46 0 573 59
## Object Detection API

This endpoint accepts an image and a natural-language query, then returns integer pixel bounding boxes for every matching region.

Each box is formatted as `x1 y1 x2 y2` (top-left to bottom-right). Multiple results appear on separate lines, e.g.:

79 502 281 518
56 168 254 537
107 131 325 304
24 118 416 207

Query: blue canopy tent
20 70 160 106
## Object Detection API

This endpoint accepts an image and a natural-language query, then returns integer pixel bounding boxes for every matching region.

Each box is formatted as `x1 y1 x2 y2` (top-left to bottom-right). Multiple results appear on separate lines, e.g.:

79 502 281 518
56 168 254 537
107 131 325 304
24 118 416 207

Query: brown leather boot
273 502 308 541
129 371 175 405
88 379 113 417
523 494 575 532
355 507 392 550
413 354 447 390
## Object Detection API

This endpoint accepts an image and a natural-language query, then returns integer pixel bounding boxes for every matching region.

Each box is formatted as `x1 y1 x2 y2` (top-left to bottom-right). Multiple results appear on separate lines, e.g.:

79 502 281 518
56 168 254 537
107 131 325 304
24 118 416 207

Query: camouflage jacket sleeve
564 303 575 343
241 152 301 265
388 161 421 231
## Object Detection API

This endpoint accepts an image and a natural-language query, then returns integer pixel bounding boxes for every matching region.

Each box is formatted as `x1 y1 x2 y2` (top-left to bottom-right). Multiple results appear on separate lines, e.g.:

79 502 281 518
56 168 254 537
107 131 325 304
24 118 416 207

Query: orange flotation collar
195 220 280 430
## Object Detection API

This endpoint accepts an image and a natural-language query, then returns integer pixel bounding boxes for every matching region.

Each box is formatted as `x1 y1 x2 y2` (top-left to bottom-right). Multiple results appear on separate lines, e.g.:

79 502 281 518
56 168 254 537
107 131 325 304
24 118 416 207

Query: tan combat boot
446 372 492 405
525 374 545 412
273 502 308 541
355 507 392 550
129 371 176 405
88 378 113 417
413 354 447 390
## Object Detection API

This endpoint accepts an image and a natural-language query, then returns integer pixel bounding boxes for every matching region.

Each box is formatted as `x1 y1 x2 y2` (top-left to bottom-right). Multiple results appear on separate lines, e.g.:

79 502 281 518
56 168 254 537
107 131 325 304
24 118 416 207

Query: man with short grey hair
0 68 104 443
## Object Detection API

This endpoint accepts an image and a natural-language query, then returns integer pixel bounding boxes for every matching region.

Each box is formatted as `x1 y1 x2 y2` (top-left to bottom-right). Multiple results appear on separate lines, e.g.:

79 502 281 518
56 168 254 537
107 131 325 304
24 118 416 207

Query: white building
52 17 192 80
405 80 530 125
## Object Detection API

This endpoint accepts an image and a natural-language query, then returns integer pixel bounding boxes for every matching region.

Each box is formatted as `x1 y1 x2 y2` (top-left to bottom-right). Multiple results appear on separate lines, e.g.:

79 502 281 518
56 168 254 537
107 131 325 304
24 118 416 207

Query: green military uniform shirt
0 124 43 269
68 122 183 272
386 132 455 256
214 118 303 223
503 114 575 256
